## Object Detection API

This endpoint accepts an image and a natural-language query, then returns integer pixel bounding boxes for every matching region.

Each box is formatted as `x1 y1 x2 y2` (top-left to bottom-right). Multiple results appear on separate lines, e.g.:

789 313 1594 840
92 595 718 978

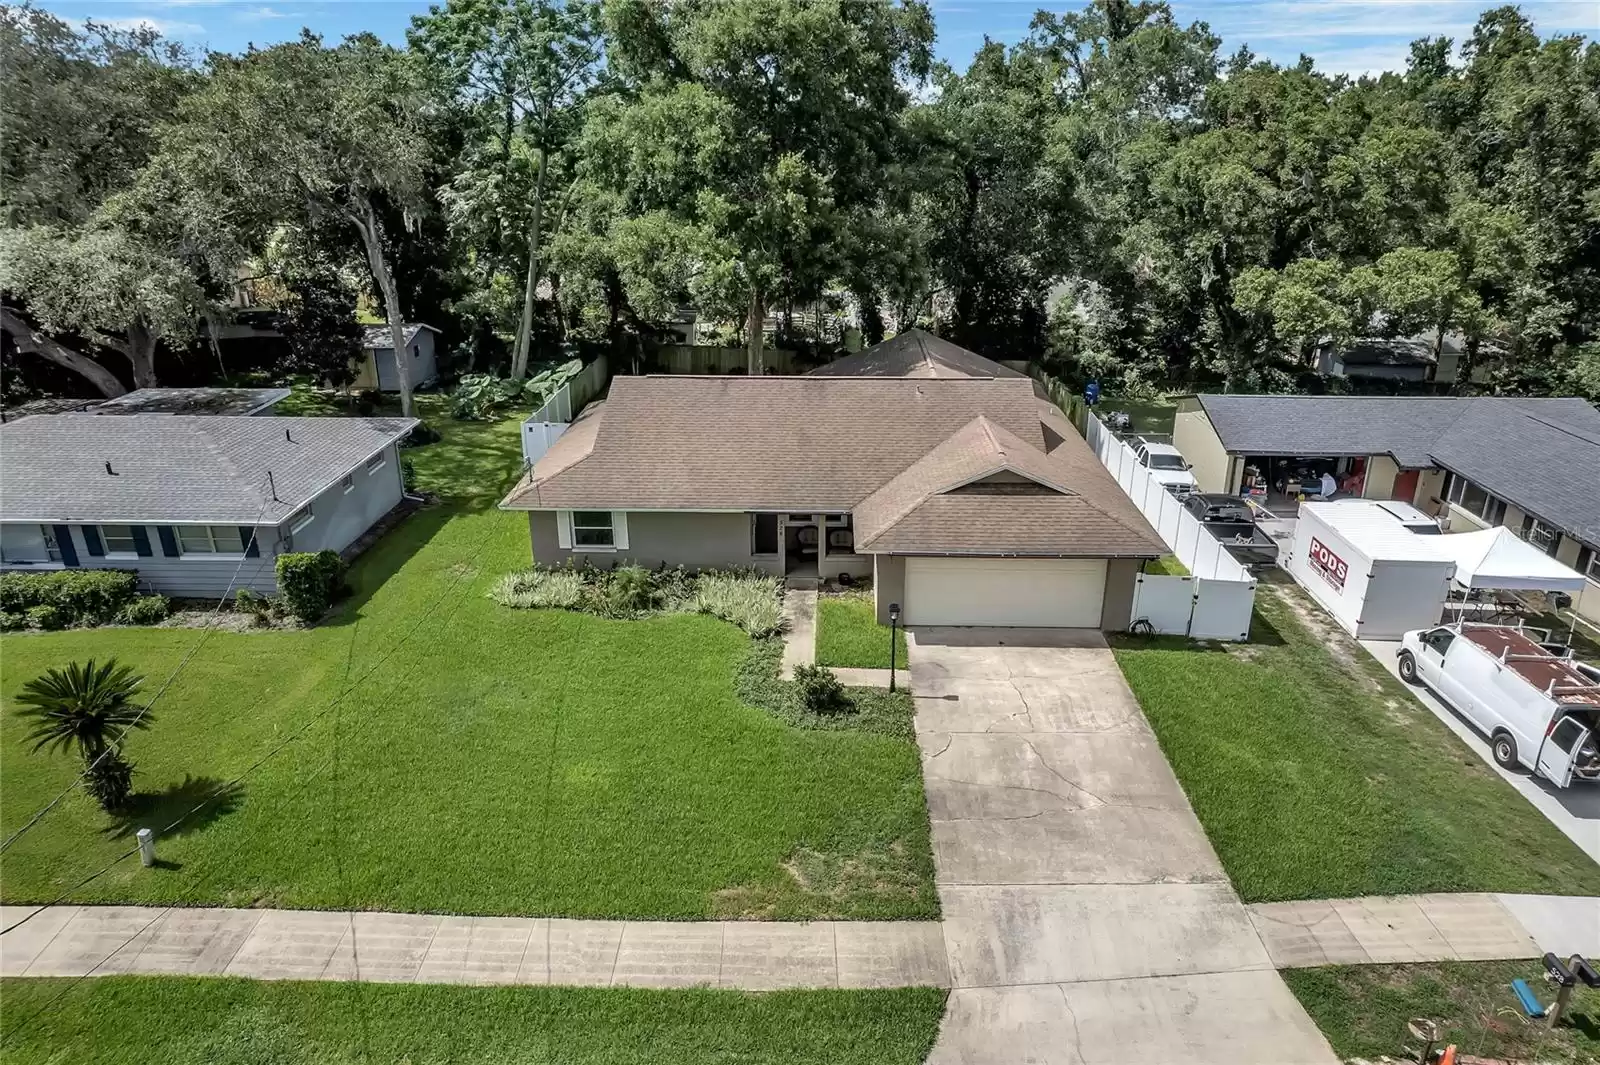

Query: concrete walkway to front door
909 627 1339 1065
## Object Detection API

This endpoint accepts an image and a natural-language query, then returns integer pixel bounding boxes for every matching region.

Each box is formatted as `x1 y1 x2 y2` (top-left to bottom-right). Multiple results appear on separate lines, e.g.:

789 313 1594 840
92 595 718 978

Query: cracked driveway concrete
910 627 1337 1064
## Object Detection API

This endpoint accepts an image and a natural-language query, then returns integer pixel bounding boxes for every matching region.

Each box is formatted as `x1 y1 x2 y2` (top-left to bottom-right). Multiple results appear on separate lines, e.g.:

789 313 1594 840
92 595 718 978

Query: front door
1537 716 1590 788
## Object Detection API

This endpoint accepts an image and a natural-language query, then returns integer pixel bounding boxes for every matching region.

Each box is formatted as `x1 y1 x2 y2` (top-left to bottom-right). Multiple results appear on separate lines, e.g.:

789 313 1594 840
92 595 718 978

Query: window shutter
131 526 153 557
613 512 629 550
555 511 572 550
157 526 180 557
83 526 105 557
53 525 79 567
240 527 261 558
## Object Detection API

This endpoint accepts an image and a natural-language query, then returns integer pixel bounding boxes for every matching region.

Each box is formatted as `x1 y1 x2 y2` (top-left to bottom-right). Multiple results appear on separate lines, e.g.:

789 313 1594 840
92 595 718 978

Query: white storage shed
1286 501 1457 639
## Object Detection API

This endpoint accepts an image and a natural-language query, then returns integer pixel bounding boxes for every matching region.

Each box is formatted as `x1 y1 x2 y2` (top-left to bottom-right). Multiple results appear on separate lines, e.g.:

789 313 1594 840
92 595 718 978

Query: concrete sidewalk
909 627 1339 1065
1247 892 1579 968
0 906 949 990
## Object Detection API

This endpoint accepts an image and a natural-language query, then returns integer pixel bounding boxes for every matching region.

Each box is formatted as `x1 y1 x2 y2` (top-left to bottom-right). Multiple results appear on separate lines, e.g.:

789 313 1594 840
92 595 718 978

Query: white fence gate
1084 413 1257 640
521 355 609 465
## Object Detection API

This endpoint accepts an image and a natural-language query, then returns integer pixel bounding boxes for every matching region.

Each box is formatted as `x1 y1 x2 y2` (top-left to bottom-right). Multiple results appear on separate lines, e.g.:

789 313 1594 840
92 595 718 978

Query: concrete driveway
910 627 1336 1065
1362 638 1600 863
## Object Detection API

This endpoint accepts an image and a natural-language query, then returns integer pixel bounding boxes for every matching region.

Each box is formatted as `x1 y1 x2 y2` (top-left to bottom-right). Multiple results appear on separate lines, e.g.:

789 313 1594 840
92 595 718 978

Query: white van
1397 622 1600 787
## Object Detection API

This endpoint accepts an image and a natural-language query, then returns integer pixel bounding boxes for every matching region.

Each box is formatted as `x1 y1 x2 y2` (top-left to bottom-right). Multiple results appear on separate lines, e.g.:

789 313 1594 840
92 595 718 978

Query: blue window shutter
240 527 260 557
131 526 152 557
157 526 179 557
83 526 104 557
53 525 79 567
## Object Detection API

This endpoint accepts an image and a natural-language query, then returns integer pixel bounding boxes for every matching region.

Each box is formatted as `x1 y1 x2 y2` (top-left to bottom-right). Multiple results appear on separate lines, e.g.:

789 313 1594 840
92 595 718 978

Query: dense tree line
2 0 1597 411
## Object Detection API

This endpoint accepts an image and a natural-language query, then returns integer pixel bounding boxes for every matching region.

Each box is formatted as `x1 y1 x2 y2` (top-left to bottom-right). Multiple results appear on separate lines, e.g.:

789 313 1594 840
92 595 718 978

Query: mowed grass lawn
0 978 946 1065
1284 960 1600 1064
815 594 907 670
1113 581 1598 902
0 400 935 920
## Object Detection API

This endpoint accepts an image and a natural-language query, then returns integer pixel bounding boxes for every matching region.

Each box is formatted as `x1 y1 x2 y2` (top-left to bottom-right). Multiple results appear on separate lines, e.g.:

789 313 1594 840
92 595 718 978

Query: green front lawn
1284 960 1600 1065
815 594 908 670
0 978 947 1065
1112 581 1598 902
0 401 936 920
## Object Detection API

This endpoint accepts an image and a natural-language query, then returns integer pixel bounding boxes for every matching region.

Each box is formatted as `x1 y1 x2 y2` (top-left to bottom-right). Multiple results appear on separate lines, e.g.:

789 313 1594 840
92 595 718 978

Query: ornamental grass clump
692 570 784 637
489 568 585 610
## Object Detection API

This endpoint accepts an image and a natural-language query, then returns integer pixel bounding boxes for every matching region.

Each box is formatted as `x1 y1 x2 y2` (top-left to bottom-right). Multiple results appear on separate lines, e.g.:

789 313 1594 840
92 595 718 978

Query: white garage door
903 557 1107 628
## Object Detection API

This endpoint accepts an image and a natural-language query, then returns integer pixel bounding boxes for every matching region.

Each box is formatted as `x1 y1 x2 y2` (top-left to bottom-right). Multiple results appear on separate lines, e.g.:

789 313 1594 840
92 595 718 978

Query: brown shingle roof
806 329 1027 380
854 417 1164 557
502 375 1045 511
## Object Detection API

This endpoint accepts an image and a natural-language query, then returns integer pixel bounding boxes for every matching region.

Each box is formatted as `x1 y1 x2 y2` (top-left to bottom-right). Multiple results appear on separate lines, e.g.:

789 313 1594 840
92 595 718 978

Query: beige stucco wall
527 511 782 575
1574 579 1600 626
1414 469 1447 512
1100 558 1141 631
1362 455 1399 499
1173 409 1238 494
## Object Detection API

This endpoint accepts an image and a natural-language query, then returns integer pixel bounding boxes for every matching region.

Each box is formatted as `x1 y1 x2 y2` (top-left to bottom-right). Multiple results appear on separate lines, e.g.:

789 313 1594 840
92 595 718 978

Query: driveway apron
910 627 1337 1065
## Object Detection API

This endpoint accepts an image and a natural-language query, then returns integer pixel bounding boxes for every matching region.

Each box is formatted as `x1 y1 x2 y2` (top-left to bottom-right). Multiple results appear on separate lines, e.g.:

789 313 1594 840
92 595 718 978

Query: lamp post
888 602 901 692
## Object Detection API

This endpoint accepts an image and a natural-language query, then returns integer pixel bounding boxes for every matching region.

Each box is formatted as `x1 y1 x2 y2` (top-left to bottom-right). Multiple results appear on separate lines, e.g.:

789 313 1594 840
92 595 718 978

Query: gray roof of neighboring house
1195 394 1600 545
90 387 291 416
502 375 1164 558
807 329 1028 380
0 414 416 525
361 323 437 351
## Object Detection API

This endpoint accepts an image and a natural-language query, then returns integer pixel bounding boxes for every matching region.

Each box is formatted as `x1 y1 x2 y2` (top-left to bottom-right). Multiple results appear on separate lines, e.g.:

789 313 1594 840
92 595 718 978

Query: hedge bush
0 570 141 626
117 595 170 625
489 564 783 635
793 664 851 716
25 604 66 630
275 550 346 624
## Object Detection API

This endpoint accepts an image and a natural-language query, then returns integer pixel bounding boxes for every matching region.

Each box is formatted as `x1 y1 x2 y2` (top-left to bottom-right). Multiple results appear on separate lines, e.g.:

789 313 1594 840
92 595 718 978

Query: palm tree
16 659 152 812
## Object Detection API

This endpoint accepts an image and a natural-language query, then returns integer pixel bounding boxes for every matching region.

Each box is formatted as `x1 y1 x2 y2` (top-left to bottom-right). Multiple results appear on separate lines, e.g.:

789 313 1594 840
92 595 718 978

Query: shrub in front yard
793 664 851 716
25 604 65 630
0 610 25 631
490 564 783 636
116 595 170 625
275 550 347 623
691 570 784 636
0 569 142 626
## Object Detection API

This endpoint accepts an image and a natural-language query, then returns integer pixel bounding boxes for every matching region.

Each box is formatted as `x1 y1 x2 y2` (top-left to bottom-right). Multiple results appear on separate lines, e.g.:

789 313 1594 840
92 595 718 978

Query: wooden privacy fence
652 345 799 375
1084 412 1257 640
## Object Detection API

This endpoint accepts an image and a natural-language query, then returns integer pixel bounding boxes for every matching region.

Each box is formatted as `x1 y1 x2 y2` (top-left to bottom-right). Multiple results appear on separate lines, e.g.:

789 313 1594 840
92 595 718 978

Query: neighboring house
0 414 416 598
500 334 1165 630
1173 394 1600 623
89 387 291 417
1312 329 1496 386
354 324 440 392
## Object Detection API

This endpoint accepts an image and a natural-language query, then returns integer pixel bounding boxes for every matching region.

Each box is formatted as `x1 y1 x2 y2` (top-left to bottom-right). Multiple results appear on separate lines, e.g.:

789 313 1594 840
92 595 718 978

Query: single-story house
1172 394 1600 623
354 323 440 392
808 328 1031 380
0 413 417 598
1312 329 1497 385
89 386 291 417
500 345 1165 629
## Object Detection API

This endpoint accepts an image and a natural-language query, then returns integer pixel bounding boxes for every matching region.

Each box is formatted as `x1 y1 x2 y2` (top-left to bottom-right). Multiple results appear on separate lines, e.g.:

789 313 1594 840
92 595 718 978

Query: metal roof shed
1286 500 1457 639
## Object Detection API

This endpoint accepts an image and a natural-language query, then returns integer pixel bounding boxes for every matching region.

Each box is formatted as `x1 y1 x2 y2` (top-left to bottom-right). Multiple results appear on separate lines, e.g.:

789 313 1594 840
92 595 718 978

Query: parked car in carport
1397 622 1600 788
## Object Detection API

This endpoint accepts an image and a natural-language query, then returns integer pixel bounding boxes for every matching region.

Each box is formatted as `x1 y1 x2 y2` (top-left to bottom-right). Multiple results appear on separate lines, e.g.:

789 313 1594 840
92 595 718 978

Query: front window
177 525 247 555
288 506 314 534
1146 454 1187 470
100 525 138 556
42 526 62 562
572 511 614 547
1446 474 1505 524
1581 547 1599 583
1521 516 1560 557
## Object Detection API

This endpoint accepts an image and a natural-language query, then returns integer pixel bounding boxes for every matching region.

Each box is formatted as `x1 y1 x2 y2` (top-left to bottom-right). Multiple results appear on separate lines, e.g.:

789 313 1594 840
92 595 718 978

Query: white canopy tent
1430 527 1588 592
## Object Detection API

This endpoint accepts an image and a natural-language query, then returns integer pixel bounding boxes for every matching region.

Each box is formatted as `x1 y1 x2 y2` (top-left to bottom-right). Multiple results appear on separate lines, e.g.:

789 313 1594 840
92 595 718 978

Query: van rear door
1537 715 1592 788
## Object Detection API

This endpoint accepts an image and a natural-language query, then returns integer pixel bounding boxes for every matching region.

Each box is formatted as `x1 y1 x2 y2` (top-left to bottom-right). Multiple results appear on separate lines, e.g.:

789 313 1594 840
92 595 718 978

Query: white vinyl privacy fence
521 354 609 465
1085 413 1257 640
